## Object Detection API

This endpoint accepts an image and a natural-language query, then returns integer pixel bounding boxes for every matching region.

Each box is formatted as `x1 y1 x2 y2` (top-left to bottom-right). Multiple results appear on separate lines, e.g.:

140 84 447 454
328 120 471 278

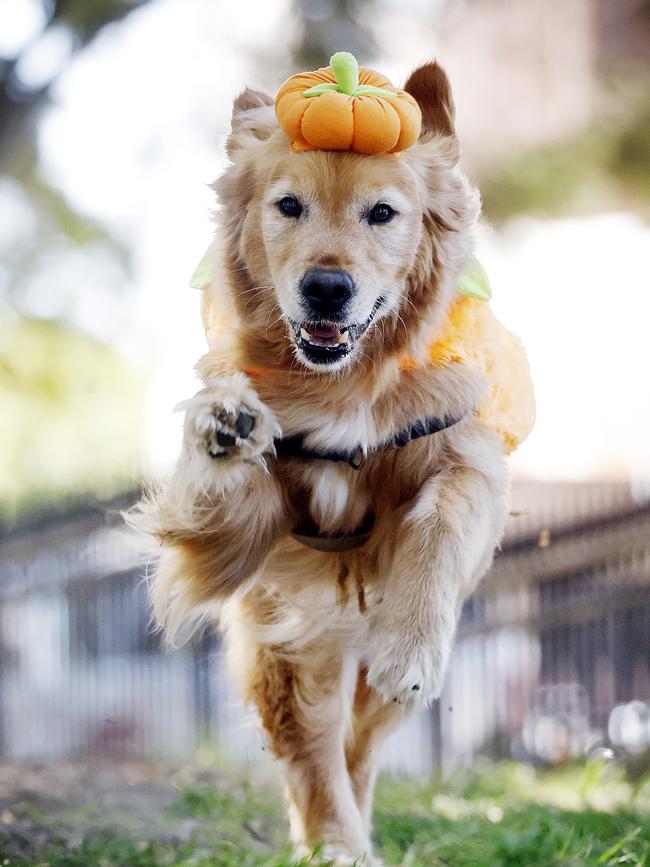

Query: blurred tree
0 0 154 162
292 0 377 70
0 0 151 318
0 1 155 519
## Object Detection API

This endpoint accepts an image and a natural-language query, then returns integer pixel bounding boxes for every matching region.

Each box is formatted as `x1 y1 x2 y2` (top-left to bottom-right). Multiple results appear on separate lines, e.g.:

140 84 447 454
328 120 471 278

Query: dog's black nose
300 268 354 317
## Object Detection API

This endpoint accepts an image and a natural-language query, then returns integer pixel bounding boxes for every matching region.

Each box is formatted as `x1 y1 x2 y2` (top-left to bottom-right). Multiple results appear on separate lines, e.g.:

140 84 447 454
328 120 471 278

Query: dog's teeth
337 331 349 344
300 327 311 341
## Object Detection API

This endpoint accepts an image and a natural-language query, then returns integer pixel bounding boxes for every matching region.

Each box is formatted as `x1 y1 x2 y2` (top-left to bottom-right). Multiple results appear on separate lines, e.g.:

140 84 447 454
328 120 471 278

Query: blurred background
1 0 650 821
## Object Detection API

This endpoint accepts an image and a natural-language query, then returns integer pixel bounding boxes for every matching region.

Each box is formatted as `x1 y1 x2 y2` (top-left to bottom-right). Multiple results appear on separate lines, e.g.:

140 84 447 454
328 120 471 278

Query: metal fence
1 482 649 773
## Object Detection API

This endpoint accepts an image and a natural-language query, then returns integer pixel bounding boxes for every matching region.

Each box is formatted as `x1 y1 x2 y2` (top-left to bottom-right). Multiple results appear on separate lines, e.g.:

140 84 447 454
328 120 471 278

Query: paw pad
214 411 255 449
205 403 266 461
216 430 236 447
235 411 255 438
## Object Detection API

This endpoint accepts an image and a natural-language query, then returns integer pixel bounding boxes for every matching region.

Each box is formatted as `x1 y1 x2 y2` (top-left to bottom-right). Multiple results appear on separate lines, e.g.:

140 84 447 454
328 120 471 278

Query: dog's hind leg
246 640 375 865
345 666 408 836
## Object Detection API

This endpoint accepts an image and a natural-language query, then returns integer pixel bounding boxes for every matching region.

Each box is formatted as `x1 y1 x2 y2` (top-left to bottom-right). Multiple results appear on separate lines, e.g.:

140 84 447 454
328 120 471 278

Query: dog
130 61 531 865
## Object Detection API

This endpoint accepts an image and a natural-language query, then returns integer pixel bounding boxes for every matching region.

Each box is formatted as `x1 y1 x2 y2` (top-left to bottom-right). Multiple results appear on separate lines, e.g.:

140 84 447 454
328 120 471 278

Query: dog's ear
215 89 277 257
232 87 273 115
402 63 478 302
404 62 455 139
228 87 277 154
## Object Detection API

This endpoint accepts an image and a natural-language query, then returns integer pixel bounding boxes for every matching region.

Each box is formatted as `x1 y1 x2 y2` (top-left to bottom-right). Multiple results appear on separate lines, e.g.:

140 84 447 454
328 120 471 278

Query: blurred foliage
614 109 650 200
480 102 650 224
1 760 648 865
0 316 144 527
48 0 149 40
0 0 154 157
292 0 377 70
0 144 129 308
0 1 151 519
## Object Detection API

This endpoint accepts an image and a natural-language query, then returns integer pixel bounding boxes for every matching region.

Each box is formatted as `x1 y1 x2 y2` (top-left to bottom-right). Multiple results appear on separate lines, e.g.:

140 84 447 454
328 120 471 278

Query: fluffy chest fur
307 464 368 534
281 402 375 533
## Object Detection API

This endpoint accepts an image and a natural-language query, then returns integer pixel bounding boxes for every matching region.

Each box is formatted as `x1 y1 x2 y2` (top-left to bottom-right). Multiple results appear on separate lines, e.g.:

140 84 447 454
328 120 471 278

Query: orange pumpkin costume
400 295 535 454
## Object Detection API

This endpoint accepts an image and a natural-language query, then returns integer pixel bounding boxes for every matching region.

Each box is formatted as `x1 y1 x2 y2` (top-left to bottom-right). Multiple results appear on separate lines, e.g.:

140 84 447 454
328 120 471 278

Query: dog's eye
277 196 302 219
368 202 397 225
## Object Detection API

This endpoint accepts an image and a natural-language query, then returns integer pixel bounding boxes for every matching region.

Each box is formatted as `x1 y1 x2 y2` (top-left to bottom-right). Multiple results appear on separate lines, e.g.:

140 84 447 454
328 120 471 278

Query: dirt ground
0 760 223 860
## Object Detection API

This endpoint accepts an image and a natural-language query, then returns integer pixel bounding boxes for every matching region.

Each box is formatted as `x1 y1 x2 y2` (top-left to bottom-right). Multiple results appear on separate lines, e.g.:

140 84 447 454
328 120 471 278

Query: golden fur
129 62 513 865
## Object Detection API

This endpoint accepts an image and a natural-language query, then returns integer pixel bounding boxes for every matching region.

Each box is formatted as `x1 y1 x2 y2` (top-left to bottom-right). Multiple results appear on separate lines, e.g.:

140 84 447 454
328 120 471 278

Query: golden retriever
131 62 514 865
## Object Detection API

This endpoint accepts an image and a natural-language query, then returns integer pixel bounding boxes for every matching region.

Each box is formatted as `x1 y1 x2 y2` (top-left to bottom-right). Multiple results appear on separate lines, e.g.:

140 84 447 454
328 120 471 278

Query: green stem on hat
330 51 358 95
303 51 396 99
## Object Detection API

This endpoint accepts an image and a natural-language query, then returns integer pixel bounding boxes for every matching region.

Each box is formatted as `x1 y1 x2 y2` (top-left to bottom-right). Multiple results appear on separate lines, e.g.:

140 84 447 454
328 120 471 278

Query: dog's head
215 63 478 374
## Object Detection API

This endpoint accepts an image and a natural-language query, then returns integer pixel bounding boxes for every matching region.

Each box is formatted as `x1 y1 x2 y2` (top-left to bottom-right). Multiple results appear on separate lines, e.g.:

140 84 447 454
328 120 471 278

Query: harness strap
273 411 467 470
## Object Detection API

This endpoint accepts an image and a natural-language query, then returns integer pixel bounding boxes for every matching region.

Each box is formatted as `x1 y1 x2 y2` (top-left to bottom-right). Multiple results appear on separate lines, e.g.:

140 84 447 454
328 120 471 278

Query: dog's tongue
309 323 341 338
300 321 350 348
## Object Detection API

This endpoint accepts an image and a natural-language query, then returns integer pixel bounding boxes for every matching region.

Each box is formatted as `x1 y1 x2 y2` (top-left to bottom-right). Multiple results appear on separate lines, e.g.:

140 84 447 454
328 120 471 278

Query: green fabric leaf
190 244 216 290
457 257 493 301
303 82 340 97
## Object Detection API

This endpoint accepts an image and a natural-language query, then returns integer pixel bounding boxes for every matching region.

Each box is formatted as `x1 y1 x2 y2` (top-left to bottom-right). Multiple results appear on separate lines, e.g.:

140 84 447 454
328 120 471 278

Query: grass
0 760 648 866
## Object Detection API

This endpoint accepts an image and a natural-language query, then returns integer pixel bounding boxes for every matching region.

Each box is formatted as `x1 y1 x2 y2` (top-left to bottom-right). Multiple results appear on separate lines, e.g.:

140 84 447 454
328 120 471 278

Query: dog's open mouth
290 298 383 366
300 322 351 348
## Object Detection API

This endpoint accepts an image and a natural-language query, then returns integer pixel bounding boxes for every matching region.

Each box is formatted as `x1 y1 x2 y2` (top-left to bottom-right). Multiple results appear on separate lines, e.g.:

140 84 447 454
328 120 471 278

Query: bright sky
5 0 650 481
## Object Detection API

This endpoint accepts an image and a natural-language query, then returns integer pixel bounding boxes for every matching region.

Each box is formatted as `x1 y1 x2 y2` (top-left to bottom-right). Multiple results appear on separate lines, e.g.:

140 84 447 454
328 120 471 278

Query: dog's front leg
367 459 508 708
129 373 285 637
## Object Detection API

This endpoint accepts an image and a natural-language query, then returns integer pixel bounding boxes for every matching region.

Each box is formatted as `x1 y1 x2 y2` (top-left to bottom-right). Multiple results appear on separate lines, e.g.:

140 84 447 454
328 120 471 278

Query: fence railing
1 483 649 772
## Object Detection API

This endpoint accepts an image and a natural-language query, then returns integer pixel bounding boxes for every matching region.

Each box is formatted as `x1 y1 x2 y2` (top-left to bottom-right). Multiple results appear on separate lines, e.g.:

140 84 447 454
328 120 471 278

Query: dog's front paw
366 631 447 708
179 373 281 466
196 400 270 463
172 375 281 502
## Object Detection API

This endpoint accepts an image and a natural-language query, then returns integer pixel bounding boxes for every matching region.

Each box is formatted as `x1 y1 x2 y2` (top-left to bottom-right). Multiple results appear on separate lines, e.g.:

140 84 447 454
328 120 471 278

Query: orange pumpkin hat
275 51 422 155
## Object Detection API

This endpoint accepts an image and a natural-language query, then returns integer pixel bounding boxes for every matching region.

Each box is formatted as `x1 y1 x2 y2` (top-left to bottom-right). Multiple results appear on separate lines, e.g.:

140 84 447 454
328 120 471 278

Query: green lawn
1 760 648 866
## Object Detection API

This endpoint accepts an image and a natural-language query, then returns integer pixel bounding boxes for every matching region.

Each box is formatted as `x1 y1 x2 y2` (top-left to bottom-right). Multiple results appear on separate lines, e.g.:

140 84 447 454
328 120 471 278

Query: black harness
274 411 467 470
275 409 469 551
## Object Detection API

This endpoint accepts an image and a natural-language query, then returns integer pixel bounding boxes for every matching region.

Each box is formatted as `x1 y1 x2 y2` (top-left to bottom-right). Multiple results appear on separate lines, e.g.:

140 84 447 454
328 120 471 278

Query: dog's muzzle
289 297 384 366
